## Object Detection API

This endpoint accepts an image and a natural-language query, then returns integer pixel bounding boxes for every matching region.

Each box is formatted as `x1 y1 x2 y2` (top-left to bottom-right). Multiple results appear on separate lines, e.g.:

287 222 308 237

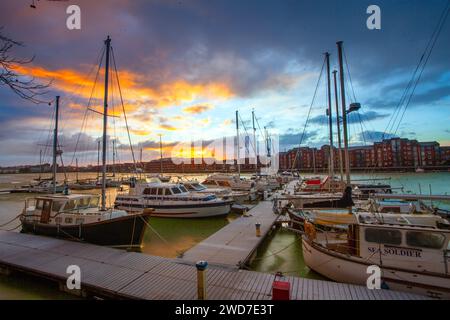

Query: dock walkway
180 180 297 268
180 200 278 268
0 231 426 300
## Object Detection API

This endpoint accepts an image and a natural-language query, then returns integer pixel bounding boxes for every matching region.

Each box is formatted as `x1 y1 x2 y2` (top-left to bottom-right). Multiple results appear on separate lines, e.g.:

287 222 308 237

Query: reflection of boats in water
301 210 450 299
115 179 233 218
20 193 150 248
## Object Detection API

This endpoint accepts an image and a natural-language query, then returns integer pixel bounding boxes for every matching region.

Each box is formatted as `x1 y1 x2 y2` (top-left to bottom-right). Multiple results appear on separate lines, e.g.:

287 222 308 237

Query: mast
101 36 111 211
97 140 100 181
39 149 42 180
337 41 351 185
52 96 60 194
112 139 116 177
252 109 257 176
235 110 240 178
76 158 79 182
325 52 334 183
333 70 344 182
159 134 163 175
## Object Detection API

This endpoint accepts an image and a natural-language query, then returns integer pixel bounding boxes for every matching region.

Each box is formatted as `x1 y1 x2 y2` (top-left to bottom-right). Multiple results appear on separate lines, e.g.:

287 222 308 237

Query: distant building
278 137 447 171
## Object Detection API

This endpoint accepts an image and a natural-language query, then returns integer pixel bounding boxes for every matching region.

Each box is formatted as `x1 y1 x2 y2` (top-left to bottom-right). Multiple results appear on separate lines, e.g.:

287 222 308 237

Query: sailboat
20 36 151 248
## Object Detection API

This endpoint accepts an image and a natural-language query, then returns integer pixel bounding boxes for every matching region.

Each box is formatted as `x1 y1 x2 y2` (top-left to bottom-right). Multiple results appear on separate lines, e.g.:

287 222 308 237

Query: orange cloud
15 65 234 111
159 123 177 131
182 104 213 114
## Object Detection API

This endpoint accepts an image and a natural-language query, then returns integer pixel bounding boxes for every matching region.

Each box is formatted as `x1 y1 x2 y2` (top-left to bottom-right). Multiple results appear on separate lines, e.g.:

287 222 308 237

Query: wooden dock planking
180 200 279 268
0 230 429 300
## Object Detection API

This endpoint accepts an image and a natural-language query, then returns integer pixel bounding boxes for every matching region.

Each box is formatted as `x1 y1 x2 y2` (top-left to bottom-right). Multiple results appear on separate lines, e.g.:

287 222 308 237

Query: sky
0 0 449 166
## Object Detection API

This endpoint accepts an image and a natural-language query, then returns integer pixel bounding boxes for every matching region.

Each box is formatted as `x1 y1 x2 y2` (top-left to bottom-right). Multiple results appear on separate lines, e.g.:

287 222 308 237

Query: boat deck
0 230 427 300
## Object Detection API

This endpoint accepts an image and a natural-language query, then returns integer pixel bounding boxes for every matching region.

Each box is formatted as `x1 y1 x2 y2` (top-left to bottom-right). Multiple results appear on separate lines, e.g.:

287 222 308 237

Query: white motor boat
202 173 257 201
181 180 250 204
301 210 450 299
114 179 233 218
251 174 281 192
28 180 66 193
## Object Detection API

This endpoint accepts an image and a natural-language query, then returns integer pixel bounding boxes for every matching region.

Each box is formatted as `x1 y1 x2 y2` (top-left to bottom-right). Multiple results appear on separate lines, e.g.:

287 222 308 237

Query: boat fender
304 221 316 240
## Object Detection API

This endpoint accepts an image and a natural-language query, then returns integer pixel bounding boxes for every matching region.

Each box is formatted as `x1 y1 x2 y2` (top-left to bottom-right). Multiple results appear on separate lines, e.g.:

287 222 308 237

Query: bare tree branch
0 27 52 104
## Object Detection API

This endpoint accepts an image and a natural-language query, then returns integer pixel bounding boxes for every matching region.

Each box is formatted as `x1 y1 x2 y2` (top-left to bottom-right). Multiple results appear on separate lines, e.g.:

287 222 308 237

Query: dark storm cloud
1 0 449 97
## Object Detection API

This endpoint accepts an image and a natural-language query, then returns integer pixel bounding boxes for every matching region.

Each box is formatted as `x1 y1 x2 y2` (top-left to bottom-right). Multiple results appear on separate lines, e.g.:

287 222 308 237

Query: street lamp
346 102 361 114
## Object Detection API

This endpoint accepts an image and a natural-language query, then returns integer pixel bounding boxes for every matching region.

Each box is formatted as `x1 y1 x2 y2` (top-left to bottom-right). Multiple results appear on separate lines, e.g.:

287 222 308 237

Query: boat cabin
22 194 125 226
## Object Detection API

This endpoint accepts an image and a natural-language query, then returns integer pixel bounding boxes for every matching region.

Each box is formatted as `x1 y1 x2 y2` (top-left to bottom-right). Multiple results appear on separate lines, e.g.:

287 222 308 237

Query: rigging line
111 46 138 174
59 44 106 142
343 48 357 102
291 56 326 170
393 3 450 136
69 46 106 167
386 0 450 137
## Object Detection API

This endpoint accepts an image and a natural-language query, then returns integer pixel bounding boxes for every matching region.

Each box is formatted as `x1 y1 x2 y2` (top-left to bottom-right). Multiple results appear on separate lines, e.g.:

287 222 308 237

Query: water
0 171 449 299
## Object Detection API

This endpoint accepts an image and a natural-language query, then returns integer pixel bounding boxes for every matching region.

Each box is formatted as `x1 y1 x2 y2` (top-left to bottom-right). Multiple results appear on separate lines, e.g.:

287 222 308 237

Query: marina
0 0 449 306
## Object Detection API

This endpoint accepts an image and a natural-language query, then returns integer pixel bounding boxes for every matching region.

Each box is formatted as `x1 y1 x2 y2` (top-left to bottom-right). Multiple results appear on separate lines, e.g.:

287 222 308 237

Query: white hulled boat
114 178 233 218
181 180 249 204
301 210 450 298
202 173 257 201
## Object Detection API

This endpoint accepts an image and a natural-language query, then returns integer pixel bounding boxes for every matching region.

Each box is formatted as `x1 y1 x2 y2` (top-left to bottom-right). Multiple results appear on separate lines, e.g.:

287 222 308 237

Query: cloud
354 131 398 143
309 111 389 126
182 103 213 114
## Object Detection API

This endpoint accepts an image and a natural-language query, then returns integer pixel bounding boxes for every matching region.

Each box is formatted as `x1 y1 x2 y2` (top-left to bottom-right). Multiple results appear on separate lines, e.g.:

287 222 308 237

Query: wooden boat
20 193 151 248
301 210 450 298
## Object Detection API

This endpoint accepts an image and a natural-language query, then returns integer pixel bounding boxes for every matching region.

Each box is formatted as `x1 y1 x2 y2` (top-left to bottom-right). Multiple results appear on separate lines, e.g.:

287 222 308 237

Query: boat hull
21 213 151 248
115 200 233 218
302 237 450 299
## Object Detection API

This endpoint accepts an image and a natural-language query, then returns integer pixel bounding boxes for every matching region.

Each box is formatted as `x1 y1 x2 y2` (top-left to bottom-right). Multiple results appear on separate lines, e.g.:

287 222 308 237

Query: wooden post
196 261 208 300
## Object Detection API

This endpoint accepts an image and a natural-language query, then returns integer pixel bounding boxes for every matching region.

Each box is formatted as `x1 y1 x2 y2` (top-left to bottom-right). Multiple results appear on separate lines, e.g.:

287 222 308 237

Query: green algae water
0 172 449 299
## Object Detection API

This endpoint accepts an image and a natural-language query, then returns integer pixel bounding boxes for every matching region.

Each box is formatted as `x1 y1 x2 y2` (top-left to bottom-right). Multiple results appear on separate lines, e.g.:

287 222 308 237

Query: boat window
78 197 90 208
143 188 151 195
156 188 163 196
75 218 84 225
150 188 158 195
64 200 77 211
406 231 445 249
217 181 231 187
64 217 73 224
52 201 64 212
90 197 99 207
55 217 62 224
36 200 43 210
365 228 402 245
171 187 181 194
179 185 188 193
185 184 194 190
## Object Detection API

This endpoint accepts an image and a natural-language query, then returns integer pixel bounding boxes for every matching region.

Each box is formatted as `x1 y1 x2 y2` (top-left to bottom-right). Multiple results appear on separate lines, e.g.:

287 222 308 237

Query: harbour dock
0 230 427 300
180 200 279 269
180 181 296 268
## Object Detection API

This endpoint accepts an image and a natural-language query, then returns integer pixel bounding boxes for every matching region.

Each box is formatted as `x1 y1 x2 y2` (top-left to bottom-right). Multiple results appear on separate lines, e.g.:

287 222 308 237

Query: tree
0 28 51 104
